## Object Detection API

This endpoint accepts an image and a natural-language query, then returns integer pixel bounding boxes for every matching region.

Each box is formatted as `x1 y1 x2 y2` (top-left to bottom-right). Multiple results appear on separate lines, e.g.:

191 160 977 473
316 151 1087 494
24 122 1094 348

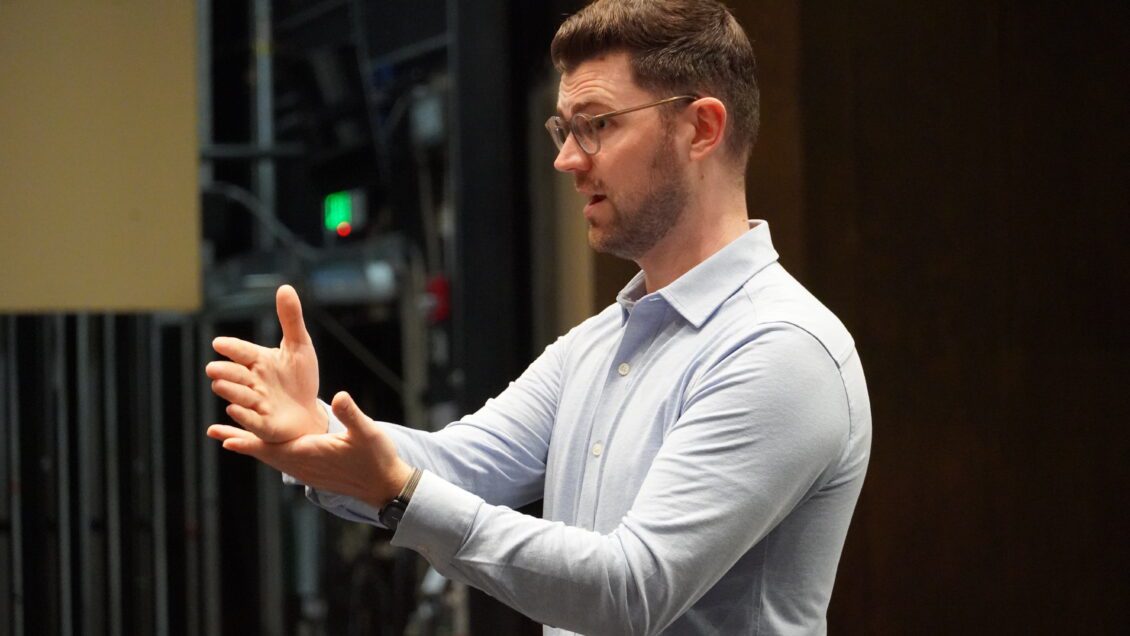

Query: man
205 1 871 633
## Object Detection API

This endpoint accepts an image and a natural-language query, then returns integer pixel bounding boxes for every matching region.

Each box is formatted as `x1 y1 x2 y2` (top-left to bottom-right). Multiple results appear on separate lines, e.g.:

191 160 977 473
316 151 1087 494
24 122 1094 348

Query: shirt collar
615 220 779 328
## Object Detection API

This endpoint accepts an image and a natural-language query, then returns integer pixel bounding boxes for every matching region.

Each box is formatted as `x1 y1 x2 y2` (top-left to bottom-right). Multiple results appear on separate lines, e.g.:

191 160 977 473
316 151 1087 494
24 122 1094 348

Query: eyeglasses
545 95 698 155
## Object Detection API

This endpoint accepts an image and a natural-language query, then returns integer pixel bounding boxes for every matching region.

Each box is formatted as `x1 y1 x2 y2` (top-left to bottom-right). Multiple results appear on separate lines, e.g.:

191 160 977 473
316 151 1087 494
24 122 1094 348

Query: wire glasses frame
545 95 698 155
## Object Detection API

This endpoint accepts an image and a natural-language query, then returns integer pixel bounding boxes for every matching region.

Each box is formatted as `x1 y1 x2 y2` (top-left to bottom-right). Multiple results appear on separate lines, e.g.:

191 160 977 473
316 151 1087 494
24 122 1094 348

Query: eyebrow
556 100 613 118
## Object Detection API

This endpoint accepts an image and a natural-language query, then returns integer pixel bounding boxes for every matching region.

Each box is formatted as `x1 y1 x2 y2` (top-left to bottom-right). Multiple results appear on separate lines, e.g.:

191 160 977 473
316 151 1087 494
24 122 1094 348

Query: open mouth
589 195 606 205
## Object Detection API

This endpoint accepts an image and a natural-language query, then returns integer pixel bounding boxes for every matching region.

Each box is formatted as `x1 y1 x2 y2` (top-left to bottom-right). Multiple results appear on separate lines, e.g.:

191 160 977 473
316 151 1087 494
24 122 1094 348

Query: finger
226 403 264 431
331 391 373 438
213 336 266 366
277 285 313 347
205 360 253 385
209 425 286 470
211 379 263 411
221 435 272 457
207 423 258 441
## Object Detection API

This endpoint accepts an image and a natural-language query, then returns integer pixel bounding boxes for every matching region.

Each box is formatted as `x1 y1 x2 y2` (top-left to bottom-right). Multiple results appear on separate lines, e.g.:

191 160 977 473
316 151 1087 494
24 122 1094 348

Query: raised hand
207 390 412 509
205 284 327 442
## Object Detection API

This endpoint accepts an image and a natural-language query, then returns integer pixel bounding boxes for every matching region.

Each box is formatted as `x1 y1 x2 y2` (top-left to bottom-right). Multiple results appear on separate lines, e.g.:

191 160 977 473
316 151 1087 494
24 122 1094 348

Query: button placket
576 300 666 528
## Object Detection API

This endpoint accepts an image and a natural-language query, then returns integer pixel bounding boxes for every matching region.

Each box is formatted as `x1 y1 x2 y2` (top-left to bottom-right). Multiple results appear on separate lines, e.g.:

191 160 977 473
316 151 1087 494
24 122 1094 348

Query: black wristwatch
378 467 422 531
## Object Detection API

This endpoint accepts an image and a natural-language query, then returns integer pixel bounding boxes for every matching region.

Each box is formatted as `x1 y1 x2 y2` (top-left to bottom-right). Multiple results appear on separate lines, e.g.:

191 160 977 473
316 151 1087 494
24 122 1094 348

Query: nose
553 133 590 174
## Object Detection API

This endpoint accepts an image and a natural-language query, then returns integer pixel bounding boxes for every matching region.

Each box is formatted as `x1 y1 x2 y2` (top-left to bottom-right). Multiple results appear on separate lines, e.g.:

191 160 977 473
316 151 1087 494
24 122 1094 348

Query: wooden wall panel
734 0 807 279
800 1 1129 632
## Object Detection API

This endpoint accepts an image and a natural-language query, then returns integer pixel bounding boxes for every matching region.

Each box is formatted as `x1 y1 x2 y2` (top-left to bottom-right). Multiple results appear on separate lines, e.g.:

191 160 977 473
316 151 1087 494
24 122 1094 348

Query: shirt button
592 442 603 457
617 362 631 376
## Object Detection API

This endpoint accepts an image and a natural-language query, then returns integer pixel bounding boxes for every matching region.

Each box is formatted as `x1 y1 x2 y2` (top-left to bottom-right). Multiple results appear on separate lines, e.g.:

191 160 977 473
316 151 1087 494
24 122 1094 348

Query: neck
637 183 749 293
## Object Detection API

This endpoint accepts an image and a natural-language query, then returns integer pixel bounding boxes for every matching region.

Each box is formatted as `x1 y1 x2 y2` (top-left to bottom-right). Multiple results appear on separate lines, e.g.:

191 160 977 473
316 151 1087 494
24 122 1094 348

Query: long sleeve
304 328 570 522
387 326 850 635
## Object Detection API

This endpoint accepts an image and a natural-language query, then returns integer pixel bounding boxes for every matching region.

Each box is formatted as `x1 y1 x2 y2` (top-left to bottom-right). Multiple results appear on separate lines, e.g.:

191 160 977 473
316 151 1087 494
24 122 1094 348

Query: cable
202 182 319 262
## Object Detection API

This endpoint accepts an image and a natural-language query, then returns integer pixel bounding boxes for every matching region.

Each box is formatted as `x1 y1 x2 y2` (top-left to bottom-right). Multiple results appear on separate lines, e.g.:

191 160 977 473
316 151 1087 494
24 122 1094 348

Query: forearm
379 417 546 507
300 330 569 513
393 472 666 636
301 400 548 521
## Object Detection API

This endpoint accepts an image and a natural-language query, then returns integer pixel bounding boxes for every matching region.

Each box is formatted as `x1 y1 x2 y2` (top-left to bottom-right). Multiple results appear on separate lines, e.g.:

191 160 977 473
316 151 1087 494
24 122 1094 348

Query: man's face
554 53 689 261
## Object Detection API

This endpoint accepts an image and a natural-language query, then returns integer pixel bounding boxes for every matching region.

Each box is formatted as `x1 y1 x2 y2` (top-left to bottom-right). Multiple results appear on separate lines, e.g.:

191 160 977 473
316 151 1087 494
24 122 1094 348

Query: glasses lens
545 117 567 150
572 114 598 154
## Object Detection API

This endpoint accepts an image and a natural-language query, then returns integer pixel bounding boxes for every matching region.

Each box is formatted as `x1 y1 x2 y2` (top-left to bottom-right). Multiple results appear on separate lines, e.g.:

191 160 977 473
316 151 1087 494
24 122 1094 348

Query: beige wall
0 1 199 312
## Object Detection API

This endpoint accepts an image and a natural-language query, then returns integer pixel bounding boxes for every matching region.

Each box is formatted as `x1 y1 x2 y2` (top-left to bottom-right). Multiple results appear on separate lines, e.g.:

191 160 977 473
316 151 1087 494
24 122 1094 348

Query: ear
686 97 727 162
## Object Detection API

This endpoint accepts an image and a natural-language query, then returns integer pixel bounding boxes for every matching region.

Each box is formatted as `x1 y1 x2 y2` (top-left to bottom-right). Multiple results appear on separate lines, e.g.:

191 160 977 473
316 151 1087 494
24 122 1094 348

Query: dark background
603 1 1128 632
755 2 1128 632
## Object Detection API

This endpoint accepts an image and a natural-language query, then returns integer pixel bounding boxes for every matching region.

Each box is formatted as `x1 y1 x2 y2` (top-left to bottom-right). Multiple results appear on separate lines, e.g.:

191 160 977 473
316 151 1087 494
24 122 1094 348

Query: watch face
380 500 407 530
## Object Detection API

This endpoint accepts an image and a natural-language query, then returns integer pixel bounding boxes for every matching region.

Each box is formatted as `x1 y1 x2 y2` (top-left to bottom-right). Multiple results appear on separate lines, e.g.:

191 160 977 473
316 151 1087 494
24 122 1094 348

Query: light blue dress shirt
309 220 872 635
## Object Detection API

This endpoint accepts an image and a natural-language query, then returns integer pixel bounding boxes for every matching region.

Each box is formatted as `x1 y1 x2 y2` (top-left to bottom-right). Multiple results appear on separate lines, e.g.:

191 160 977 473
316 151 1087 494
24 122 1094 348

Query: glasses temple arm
591 95 699 123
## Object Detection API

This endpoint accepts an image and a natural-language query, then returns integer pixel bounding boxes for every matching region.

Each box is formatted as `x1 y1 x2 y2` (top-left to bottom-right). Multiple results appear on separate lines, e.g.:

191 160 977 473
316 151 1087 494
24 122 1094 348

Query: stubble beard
587 129 688 261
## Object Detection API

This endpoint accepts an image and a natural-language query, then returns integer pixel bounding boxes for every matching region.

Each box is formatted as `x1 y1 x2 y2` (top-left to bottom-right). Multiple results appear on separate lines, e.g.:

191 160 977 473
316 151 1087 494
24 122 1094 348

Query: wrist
362 459 416 510
386 460 417 506
376 463 422 531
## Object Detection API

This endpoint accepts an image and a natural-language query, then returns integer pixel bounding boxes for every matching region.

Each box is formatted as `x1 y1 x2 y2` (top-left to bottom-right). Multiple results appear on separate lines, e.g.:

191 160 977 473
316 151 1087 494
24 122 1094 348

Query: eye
593 118 610 131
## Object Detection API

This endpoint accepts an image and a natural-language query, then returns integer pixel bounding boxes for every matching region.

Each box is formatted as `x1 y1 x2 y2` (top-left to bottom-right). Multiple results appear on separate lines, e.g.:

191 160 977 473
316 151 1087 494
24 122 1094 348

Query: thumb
331 391 373 437
276 284 313 346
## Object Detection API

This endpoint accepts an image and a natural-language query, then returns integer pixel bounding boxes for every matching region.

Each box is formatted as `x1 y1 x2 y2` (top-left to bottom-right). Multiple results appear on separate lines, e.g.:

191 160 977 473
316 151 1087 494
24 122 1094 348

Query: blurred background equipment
0 0 581 633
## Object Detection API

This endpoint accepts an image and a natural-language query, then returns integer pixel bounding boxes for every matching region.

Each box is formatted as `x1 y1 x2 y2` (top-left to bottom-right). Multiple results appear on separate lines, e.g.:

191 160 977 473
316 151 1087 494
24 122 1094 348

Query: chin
586 226 604 251
587 226 609 251
588 231 636 260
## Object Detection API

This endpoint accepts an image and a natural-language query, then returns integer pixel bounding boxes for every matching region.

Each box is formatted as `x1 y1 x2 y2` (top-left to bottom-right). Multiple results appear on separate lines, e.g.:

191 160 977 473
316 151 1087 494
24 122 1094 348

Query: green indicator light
323 191 353 231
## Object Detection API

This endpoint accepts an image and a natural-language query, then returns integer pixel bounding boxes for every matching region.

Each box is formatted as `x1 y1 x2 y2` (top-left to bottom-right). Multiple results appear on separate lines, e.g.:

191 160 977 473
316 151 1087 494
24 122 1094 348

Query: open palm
206 285 327 442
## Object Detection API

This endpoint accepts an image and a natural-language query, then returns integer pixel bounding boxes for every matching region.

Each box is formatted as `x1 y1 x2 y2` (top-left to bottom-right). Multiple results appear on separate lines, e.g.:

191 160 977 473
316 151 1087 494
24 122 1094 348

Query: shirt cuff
390 470 482 565
307 486 384 525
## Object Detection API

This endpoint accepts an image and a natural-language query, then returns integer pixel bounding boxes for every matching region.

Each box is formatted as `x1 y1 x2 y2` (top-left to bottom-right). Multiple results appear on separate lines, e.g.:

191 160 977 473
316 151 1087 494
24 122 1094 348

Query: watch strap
379 466 422 531
397 466 423 504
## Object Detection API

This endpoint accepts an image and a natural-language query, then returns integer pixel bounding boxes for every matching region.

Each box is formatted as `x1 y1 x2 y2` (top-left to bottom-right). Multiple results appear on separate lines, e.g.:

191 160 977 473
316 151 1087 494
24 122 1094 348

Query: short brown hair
551 0 759 165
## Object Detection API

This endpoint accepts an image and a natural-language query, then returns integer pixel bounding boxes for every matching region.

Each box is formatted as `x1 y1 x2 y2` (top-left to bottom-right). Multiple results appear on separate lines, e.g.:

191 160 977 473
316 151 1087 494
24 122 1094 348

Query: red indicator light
336 222 352 237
